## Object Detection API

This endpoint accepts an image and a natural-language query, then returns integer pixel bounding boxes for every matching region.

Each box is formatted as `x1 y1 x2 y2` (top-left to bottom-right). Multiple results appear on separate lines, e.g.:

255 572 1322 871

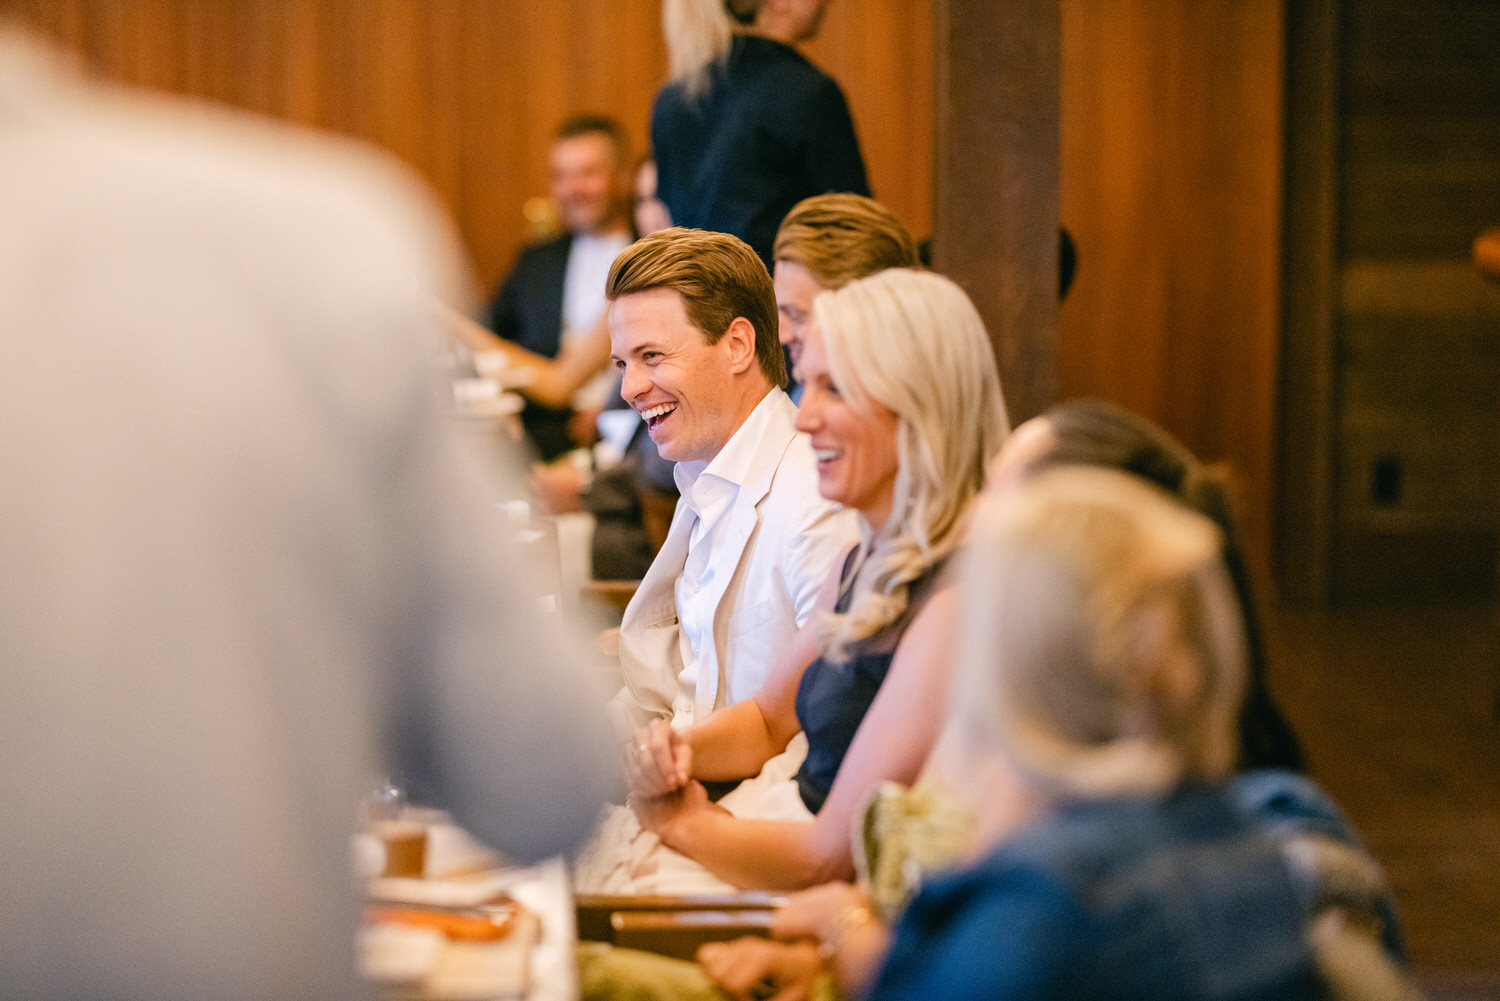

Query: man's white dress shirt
614 388 859 731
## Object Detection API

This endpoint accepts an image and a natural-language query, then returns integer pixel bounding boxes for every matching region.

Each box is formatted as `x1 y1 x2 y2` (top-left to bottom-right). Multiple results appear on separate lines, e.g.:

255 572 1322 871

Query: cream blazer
613 389 858 732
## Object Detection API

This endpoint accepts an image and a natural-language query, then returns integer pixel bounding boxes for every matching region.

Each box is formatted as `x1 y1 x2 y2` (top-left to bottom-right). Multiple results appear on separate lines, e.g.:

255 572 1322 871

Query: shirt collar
673 387 785 510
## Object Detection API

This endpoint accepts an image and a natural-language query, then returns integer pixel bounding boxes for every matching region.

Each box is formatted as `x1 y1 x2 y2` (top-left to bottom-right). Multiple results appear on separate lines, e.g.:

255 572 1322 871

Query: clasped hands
623 719 722 841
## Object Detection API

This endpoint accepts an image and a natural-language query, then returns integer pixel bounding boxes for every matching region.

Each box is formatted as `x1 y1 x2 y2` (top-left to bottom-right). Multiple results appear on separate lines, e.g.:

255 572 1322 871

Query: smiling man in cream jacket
604 227 857 736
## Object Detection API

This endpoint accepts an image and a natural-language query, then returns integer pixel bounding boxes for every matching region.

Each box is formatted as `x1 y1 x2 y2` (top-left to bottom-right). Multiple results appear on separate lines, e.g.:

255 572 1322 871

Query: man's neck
715 381 776 453
681 382 778 489
748 13 813 46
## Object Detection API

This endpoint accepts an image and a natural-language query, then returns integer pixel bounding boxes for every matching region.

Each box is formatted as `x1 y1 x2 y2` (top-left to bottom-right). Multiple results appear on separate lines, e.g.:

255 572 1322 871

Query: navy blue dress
651 35 870 269
792 551 948 814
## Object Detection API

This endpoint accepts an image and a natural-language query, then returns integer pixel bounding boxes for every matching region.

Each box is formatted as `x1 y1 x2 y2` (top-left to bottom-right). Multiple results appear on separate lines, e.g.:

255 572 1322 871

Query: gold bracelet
816 904 873 961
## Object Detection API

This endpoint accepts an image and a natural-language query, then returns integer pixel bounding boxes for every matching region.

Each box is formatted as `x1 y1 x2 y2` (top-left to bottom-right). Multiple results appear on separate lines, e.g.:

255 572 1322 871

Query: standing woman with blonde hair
653 0 869 269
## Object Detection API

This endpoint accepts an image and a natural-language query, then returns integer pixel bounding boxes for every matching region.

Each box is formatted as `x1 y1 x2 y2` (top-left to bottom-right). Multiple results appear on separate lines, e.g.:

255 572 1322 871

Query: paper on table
359 906 538 1000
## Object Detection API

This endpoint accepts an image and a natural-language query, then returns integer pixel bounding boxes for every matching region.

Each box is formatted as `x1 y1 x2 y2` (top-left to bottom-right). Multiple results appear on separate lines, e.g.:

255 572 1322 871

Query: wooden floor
1263 599 1500 999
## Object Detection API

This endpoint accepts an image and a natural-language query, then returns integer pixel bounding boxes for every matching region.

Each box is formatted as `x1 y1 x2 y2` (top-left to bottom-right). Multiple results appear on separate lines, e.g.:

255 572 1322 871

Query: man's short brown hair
773 193 921 289
554 113 628 165
606 227 786 387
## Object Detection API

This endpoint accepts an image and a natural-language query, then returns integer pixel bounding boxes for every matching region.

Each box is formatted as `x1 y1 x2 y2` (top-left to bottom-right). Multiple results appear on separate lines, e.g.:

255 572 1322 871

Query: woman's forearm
831 916 892 1000
443 308 610 409
660 810 852 891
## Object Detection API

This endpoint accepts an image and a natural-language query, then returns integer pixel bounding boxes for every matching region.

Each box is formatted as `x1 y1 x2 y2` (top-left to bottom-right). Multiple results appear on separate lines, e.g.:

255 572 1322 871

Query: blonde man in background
770 192 921 398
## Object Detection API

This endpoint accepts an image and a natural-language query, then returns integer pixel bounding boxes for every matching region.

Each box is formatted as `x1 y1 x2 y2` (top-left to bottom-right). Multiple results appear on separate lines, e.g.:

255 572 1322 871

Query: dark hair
606 227 786 387
1032 398 1306 773
554 114 628 165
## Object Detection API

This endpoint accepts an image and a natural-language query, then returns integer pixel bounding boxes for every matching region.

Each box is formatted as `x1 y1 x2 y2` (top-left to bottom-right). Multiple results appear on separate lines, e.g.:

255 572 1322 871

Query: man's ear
722 316 758 376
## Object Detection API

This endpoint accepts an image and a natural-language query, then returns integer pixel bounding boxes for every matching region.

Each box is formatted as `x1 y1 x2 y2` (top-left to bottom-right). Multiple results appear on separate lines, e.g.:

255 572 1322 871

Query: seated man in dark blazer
483 114 635 460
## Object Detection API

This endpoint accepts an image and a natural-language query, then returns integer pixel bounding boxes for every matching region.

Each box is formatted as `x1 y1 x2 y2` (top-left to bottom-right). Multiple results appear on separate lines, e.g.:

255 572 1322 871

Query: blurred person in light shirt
0 19 617 1001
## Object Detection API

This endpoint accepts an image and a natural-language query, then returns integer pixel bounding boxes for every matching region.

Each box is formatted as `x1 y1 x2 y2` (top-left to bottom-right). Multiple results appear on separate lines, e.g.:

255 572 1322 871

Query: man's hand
698 937 822 1001
530 459 585 515
568 407 601 448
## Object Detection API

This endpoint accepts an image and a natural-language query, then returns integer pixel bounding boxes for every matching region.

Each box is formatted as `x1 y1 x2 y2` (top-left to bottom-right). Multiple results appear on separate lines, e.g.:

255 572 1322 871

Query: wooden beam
931 0 1059 426
1276 0 1338 602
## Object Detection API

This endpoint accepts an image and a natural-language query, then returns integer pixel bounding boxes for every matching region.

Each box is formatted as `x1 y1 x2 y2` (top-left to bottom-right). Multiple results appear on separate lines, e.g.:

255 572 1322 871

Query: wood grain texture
1276 0 1338 602
1327 0 1499 599
8 0 933 298
932 0 1060 427
1059 0 1285 578
1265 599 1500 979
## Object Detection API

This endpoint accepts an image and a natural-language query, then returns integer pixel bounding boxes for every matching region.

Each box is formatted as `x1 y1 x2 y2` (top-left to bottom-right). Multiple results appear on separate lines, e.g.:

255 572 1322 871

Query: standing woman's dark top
652 34 869 269
651 0 869 269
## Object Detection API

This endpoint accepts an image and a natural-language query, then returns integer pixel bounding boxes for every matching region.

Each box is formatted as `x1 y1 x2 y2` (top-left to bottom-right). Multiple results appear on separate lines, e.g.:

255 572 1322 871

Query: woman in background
652 0 868 268
993 398 1304 772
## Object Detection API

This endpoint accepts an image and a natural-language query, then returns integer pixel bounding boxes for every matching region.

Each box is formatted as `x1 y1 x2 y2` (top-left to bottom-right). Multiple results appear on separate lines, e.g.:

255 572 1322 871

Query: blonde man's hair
812 268 1009 660
664 0 762 98
950 467 1246 802
773 194 921 289
606 226 786 387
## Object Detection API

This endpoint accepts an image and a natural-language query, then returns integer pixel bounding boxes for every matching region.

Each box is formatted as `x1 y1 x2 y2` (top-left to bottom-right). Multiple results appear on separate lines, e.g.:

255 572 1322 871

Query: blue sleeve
867 868 1080 1001
1232 769 1357 845
1232 769 1408 962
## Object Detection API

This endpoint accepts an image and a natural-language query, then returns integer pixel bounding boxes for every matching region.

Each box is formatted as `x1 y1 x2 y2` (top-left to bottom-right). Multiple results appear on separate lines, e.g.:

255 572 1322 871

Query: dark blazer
482 233 574 460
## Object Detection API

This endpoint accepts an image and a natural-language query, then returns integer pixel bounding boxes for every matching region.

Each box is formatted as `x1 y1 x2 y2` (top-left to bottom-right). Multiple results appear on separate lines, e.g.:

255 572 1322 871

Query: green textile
855 780 974 923
578 941 725 1001
577 941 841 1001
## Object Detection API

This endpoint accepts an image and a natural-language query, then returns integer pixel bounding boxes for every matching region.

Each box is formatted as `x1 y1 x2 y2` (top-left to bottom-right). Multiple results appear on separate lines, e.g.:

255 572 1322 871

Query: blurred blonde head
812 268 1008 659
949 467 1246 802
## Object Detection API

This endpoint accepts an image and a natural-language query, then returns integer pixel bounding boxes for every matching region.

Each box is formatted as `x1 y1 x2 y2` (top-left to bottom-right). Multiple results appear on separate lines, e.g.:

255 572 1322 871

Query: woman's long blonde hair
664 0 762 98
948 467 1247 802
812 268 1009 661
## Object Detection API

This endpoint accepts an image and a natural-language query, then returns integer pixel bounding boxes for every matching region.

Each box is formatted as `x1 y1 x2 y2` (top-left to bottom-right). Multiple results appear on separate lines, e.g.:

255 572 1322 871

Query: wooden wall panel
1326 0 1500 600
9 0 932 299
805 2 934 244
1059 0 1286 576
932 0 1059 426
